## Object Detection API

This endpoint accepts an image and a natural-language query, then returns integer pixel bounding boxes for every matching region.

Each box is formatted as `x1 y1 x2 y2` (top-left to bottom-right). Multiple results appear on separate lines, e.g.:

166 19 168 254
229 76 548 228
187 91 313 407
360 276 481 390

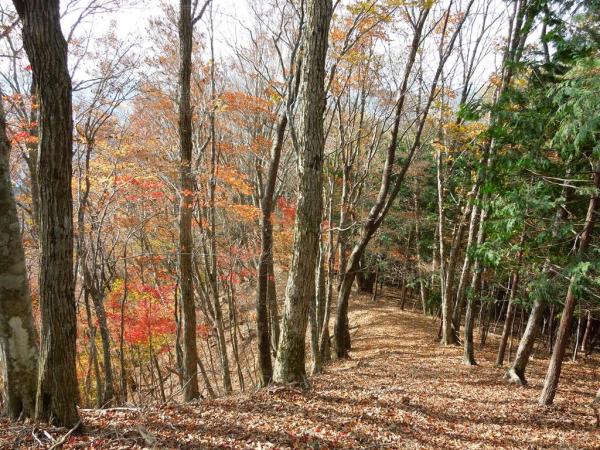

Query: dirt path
2 293 599 448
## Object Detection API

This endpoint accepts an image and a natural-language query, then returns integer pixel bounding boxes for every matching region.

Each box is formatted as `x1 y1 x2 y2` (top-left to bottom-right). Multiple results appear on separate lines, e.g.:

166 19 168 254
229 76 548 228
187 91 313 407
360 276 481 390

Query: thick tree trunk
0 90 39 420
13 0 80 426
178 0 200 401
273 0 331 384
539 165 600 405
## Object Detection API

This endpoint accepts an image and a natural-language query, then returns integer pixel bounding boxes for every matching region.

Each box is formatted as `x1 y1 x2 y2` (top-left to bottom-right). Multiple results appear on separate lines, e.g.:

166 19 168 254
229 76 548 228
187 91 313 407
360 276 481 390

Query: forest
0 0 599 448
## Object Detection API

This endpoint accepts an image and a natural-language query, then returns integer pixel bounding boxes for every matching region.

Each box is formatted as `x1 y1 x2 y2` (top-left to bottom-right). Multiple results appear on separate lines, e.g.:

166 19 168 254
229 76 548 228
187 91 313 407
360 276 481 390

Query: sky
62 0 252 59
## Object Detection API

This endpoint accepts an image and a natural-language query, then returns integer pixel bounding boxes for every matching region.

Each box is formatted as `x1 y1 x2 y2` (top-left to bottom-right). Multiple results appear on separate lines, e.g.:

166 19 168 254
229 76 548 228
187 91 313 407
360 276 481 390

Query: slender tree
177 0 212 403
540 164 600 405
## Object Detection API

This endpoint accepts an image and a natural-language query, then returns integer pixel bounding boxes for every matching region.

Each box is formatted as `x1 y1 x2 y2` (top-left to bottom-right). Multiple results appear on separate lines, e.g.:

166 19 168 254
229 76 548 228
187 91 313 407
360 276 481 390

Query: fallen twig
48 420 81 450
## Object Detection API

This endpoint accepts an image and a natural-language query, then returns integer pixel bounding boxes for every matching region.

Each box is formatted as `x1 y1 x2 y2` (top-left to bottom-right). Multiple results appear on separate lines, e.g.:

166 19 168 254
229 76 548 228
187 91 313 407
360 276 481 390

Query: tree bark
581 310 593 355
464 202 488 365
0 89 39 420
13 0 80 426
496 230 525 366
539 164 600 405
256 113 287 386
506 297 544 385
273 0 332 384
177 0 200 401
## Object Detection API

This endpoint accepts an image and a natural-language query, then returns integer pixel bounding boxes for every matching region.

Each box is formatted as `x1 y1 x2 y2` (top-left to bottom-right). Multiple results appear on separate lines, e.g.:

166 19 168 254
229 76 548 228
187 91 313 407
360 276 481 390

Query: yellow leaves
431 141 449 154
444 121 486 142
489 73 503 88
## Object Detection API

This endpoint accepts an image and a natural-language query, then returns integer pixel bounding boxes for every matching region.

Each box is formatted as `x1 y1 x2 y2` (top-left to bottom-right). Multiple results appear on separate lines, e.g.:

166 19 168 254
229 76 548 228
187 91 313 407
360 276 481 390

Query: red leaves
106 280 176 347
276 196 296 226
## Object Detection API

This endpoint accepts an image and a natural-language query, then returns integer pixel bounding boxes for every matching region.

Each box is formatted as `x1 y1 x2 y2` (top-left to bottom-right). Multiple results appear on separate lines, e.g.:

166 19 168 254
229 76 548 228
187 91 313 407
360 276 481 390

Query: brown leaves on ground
2 293 599 449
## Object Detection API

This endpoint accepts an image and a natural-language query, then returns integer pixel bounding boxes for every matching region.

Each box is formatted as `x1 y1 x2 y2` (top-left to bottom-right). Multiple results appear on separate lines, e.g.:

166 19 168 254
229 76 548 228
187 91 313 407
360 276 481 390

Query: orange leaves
221 203 261 223
11 130 38 145
220 91 274 117
217 165 253 196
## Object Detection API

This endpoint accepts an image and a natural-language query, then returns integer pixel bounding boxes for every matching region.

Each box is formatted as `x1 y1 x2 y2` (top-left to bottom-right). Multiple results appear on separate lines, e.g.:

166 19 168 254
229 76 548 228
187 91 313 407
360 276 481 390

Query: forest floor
2 290 599 449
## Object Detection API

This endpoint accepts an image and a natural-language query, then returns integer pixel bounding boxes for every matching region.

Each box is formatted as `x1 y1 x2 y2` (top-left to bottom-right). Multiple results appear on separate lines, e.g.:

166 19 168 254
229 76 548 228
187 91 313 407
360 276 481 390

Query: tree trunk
414 189 428 315
0 89 39 420
267 258 279 357
273 0 331 384
453 190 481 333
311 243 326 374
496 230 525 367
13 0 80 426
464 202 488 365
459 206 487 366
496 272 519 366
539 165 600 406
177 0 200 401
581 310 593 355
256 112 287 386
334 9 435 357
506 297 544 385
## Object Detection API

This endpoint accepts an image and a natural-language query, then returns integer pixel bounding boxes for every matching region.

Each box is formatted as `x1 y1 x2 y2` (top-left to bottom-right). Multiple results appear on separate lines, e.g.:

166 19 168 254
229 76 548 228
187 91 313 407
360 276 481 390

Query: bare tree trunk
506 297 544 385
267 259 279 357
572 314 582 362
13 0 79 426
414 188 428 315
0 92 39 420
273 0 331 384
177 0 200 401
83 290 102 407
256 113 287 386
311 243 326 374
540 165 600 405
581 310 593 355
464 203 488 365
496 230 525 366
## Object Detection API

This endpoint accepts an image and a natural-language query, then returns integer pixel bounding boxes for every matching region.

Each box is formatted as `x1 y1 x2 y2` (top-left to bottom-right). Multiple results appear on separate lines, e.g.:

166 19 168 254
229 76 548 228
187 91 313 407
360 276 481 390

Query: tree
177 0 211 403
273 0 332 384
0 90 39 420
12 0 80 426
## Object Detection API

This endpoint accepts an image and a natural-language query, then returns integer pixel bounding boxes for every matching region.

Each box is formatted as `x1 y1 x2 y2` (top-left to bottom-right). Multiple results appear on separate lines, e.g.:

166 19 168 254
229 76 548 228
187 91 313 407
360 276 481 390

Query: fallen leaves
1 293 599 449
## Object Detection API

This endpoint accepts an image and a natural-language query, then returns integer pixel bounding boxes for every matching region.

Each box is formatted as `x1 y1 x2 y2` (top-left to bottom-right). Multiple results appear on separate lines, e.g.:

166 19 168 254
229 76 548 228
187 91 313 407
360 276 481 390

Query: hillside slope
2 292 599 449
